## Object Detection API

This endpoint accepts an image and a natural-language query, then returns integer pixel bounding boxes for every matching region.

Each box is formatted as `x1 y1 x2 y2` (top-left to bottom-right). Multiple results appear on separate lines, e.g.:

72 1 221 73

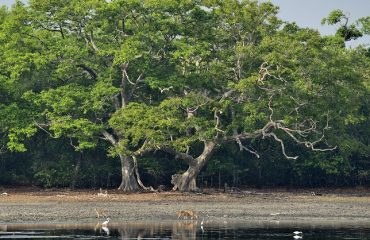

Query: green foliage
0 0 369 190
322 9 363 41
321 9 346 25
336 25 363 41
357 16 370 34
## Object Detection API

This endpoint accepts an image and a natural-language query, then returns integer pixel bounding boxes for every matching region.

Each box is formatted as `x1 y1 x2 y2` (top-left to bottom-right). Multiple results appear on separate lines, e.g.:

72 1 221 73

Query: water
1 221 370 239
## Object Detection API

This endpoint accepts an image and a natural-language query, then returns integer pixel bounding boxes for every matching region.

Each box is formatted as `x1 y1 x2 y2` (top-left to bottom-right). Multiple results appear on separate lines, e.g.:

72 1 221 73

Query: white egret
101 226 110 236
200 218 204 233
102 218 110 227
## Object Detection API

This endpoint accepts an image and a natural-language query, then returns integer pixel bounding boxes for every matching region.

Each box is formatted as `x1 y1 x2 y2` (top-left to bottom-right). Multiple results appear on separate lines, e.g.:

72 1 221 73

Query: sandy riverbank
1 188 370 224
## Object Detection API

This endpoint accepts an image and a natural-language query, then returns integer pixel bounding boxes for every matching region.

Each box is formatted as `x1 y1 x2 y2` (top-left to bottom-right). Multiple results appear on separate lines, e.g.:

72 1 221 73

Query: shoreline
1 189 370 224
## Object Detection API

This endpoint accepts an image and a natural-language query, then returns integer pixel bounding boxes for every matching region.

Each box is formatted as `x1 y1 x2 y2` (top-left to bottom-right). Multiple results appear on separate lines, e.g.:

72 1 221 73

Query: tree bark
117 154 139 192
171 141 217 192
102 130 140 192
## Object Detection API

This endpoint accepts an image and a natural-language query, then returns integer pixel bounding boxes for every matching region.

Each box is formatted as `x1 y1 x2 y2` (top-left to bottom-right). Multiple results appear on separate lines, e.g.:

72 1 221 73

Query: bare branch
229 121 275 142
231 96 335 161
234 130 260 158
234 54 243 80
266 132 299 160
267 98 336 158
123 69 135 85
214 110 225 136
69 138 78 150
275 115 336 152
159 86 173 93
187 106 200 113
257 61 285 84
34 121 57 138
181 98 208 119
289 96 308 115
268 95 274 121
186 145 190 155
128 72 144 101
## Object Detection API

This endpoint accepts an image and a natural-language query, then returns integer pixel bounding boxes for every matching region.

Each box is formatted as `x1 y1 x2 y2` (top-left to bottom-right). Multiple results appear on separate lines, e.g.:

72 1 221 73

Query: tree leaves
322 9 363 41
0 0 369 189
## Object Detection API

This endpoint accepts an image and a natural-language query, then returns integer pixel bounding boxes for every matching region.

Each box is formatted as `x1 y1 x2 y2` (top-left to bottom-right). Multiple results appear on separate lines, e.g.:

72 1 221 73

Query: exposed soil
1 187 370 224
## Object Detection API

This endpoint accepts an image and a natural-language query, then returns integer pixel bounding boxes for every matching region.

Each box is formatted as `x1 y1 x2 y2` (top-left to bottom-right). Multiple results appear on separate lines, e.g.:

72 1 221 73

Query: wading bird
102 218 110 227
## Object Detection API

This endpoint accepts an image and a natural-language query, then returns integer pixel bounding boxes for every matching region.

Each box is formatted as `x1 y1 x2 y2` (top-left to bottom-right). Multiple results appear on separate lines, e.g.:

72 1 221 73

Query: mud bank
1 189 370 224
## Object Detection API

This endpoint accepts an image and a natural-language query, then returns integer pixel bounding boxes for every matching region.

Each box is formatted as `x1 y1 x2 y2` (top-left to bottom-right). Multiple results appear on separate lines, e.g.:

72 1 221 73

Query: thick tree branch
101 130 118 146
197 141 217 162
227 120 276 158
160 146 195 165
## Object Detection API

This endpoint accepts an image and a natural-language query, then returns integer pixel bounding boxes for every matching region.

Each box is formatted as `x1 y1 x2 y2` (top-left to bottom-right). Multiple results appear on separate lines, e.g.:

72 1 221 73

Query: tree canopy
0 0 369 191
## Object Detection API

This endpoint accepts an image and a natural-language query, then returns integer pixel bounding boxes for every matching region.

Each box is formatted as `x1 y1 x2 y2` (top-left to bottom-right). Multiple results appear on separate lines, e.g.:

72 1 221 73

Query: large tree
21 0 173 191
110 1 368 191
2 0 222 191
1 0 368 192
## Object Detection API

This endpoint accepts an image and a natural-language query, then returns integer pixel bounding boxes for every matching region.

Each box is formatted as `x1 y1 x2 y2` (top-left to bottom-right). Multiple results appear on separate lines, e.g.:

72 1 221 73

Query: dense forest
0 0 369 192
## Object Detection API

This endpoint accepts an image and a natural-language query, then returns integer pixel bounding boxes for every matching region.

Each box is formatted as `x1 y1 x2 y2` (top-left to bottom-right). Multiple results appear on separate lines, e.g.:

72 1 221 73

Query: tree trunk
102 131 140 192
172 141 217 192
118 154 139 192
171 167 199 192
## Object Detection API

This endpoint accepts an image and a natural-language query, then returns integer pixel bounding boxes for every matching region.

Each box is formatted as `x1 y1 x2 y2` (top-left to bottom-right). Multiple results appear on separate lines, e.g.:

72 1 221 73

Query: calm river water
1 220 370 239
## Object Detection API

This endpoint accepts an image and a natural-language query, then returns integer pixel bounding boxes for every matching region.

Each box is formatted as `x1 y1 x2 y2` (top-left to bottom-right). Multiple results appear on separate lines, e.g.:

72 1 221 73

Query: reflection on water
1 220 370 239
